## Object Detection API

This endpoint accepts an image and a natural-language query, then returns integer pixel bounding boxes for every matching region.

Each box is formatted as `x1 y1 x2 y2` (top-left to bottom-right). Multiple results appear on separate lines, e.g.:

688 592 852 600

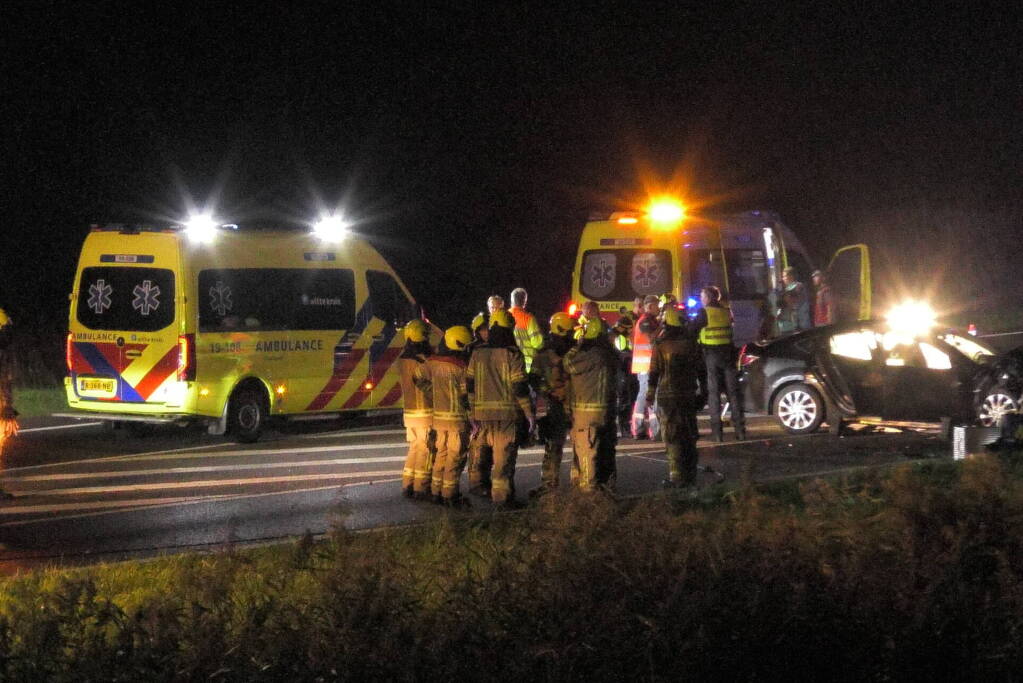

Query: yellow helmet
549 312 575 336
444 325 472 351
662 306 683 328
404 319 429 343
576 316 604 341
489 309 514 329
471 312 487 332
0 308 9 328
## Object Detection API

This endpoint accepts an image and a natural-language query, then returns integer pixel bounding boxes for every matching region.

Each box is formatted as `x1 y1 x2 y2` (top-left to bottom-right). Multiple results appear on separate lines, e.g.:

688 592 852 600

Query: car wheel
977 390 1019 427
228 389 266 443
774 383 825 434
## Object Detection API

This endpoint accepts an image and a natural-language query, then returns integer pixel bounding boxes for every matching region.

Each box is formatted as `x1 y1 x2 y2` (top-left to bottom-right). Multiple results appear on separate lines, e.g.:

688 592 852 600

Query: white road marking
9 470 408 496
2 442 241 474
4 455 413 482
19 422 105 433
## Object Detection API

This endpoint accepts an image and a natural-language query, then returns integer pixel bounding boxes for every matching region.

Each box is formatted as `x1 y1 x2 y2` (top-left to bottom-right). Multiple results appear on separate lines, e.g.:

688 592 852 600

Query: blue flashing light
686 296 699 309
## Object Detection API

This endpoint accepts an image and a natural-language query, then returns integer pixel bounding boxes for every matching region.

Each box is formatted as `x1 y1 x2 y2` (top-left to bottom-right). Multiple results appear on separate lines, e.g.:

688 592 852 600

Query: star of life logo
209 280 233 316
132 280 161 316
87 279 113 315
590 259 615 290
632 256 661 291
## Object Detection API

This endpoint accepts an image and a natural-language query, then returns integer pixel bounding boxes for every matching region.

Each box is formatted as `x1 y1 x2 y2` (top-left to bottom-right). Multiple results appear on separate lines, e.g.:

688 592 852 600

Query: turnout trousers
571 416 615 492
473 420 519 504
402 426 436 493
431 426 470 500
704 346 746 439
537 402 569 490
657 398 699 485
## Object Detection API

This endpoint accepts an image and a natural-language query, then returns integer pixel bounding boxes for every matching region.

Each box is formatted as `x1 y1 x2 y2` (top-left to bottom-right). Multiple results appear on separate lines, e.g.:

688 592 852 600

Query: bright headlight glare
313 215 349 241
183 213 218 243
885 300 936 338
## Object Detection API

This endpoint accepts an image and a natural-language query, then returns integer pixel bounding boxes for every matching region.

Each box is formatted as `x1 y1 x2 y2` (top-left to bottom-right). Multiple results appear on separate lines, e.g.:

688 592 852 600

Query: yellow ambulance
64 220 426 441
570 203 871 343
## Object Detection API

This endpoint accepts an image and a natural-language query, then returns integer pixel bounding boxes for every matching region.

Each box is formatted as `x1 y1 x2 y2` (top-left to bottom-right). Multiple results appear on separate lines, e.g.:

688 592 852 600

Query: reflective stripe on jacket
417 355 469 428
467 346 532 421
564 343 618 423
630 313 658 374
698 304 733 346
399 356 433 427
510 306 544 372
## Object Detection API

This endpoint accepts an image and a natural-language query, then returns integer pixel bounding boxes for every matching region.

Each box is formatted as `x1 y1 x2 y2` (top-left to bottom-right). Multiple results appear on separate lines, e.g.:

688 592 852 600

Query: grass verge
12 385 66 418
3 454 1023 680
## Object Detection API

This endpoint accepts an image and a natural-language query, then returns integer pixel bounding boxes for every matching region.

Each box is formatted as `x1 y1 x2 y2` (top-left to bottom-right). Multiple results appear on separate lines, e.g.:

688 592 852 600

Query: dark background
3 1 1021 351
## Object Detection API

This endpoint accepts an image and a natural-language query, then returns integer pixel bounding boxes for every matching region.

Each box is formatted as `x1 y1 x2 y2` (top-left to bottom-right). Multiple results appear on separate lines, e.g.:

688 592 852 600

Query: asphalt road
0 413 947 570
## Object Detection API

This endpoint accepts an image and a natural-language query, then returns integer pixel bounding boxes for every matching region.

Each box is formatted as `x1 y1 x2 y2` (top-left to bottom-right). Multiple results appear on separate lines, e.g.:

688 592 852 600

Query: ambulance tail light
65 332 74 373
177 334 196 381
738 344 760 368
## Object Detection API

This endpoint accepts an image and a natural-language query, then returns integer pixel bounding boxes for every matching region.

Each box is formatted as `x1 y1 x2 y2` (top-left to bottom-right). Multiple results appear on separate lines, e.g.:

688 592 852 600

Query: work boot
401 485 415 499
661 478 681 490
495 498 525 511
444 495 472 510
528 484 555 500
432 494 444 505
735 427 747 442
412 490 432 502
710 423 724 443
468 483 491 498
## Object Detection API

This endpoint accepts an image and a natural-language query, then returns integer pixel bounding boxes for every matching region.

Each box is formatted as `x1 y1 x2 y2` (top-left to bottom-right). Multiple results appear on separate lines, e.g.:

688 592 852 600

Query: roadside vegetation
3 453 1023 680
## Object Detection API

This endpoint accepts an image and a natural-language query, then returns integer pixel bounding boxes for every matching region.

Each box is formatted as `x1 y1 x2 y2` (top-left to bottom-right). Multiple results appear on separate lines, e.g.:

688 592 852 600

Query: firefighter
0 307 17 500
467 309 535 507
611 315 636 437
509 287 544 373
692 286 746 441
564 316 619 492
416 325 473 507
398 319 434 500
647 306 701 488
527 312 574 498
631 294 661 439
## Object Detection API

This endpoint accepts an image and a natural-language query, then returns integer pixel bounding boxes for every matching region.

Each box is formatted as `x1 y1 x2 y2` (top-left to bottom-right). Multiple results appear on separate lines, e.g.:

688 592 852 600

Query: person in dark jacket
647 307 701 488
0 308 19 500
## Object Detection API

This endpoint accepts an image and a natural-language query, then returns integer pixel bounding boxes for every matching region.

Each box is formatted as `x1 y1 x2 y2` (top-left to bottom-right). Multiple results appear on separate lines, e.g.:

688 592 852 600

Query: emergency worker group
395 285 747 509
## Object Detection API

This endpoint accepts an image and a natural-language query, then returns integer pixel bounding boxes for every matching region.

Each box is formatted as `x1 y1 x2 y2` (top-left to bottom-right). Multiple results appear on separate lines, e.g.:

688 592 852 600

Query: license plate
79 378 116 396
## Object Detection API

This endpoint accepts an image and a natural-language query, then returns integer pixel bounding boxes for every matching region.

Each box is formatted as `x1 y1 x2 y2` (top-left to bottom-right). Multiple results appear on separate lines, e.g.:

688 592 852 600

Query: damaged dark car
739 321 1022 434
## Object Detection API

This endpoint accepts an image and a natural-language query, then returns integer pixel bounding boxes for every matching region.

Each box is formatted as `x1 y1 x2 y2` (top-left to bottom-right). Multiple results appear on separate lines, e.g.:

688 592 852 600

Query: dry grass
3 454 1023 680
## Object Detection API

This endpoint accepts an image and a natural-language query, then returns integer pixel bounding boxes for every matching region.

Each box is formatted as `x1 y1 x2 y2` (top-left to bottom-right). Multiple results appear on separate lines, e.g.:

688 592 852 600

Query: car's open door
827 244 871 324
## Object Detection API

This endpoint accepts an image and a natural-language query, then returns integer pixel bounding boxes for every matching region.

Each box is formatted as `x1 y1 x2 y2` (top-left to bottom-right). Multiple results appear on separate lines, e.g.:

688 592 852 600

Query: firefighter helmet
404 319 429 343
444 325 472 351
0 308 9 328
471 312 487 332
549 312 575 337
489 309 515 329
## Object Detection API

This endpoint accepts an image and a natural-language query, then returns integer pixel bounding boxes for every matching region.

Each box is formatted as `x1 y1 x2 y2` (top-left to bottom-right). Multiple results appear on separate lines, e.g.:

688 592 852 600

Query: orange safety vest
630 313 656 374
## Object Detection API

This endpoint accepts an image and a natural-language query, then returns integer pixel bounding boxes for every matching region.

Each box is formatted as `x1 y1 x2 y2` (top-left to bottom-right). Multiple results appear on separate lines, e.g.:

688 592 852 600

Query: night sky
4 2 1022 333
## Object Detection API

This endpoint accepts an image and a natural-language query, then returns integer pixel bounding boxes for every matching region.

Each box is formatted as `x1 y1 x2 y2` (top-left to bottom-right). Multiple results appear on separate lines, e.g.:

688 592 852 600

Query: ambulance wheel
228 388 266 443
774 383 825 434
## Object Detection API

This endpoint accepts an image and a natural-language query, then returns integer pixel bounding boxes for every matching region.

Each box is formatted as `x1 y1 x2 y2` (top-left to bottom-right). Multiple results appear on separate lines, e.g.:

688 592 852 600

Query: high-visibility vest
630 314 656 374
699 305 733 346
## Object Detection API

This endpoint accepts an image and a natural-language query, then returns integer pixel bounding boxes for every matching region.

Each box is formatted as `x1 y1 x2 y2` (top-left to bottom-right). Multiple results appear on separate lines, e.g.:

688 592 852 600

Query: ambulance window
689 249 769 300
580 249 672 300
293 270 356 330
198 269 355 331
366 270 415 326
77 267 175 332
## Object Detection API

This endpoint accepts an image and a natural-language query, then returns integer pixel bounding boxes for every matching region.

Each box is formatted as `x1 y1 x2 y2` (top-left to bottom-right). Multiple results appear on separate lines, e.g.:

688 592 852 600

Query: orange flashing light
617 216 639 225
567 302 578 316
364 381 374 390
